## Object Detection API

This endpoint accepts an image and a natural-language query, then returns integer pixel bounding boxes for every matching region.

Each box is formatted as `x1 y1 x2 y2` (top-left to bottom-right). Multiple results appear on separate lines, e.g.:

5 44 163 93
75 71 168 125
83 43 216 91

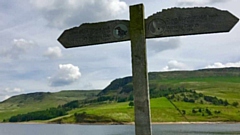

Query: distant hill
52 67 240 124
0 67 239 122
0 90 100 121
1 90 100 105
98 67 240 102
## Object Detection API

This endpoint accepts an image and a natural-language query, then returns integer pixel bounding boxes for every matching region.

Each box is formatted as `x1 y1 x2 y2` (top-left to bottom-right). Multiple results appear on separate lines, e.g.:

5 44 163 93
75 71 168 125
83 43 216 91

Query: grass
1 68 239 123
174 101 240 122
49 97 240 124
0 90 100 121
150 76 240 103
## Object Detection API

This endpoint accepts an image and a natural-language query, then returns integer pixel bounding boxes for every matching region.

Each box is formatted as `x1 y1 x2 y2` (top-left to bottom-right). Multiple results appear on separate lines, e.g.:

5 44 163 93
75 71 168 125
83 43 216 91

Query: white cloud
205 61 240 69
177 0 229 6
48 64 81 87
4 87 24 93
12 38 35 52
163 60 191 71
0 87 24 101
30 0 128 28
0 38 36 59
44 46 62 59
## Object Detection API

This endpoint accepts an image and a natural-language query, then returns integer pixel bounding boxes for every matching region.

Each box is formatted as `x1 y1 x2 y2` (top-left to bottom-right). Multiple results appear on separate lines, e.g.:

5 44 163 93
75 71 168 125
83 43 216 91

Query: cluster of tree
8 100 80 122
96 93 133 103
167 89 198 103
150 87 191 98
183 97 195 103
191 107 221 116
96 87 238 108
9 108 67 122
203 96 229 106
166 89 233 106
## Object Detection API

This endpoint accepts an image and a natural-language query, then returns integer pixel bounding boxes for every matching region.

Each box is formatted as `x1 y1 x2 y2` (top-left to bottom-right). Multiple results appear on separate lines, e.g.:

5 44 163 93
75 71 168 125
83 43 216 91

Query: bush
182 110 186 115
206 108 212 115
214 110 221 114
232 102 239 107
192 109 198 114
129 101 134 107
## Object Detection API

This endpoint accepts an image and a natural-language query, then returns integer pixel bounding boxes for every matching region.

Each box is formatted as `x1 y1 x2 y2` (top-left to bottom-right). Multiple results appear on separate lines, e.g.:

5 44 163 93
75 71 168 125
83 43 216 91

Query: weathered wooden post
58 3 238 135
130 4 152 135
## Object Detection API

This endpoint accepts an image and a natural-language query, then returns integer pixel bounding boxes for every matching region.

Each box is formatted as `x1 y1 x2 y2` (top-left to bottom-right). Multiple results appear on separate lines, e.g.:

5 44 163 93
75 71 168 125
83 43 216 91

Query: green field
0 68 239 123
48 97 240 124
0 90 100 121
149 76 240 102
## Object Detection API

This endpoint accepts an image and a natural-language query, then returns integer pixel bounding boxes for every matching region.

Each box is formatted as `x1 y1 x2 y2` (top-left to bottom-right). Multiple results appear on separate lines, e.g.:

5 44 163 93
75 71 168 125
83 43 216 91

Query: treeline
7 100 80 122
167 89 230 106
203 96 229 106
92 94 133 103
9 108 67 122
95 87 234 107
150 87 191 98
96 87 191 103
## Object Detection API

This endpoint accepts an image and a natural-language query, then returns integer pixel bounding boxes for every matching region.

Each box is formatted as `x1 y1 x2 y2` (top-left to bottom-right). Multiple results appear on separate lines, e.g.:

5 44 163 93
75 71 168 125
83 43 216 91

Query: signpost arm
130 4 152 135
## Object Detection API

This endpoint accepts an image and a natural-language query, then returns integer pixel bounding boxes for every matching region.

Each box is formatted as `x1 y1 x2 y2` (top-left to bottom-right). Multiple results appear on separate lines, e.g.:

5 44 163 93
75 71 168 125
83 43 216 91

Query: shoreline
107 121 240 125
2 121 240 125
151 122 240 125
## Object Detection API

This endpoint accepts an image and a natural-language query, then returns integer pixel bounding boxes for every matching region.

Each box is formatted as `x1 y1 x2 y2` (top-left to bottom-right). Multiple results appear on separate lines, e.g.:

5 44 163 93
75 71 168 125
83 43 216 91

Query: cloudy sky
0 0 239 101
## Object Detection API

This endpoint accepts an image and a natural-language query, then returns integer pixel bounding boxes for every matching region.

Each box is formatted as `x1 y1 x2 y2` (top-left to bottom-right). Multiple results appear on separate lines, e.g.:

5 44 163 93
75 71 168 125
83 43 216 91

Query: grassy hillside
98 67 240 103
0 90 100 121
46 68 240 124
1 67 239 123
49 97 240 124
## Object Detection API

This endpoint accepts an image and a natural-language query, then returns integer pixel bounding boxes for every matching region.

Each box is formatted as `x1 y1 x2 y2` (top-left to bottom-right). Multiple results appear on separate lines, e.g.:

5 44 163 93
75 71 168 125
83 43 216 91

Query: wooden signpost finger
58 20 130 48
146 7 239 38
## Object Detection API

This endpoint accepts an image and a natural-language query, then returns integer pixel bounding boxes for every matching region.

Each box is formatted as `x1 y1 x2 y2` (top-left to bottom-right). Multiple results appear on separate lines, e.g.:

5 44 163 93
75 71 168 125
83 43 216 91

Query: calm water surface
0 123 240 135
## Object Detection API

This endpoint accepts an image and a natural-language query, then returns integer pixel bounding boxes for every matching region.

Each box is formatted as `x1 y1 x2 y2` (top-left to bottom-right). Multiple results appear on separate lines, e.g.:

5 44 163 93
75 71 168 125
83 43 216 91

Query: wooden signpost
58 4 239 135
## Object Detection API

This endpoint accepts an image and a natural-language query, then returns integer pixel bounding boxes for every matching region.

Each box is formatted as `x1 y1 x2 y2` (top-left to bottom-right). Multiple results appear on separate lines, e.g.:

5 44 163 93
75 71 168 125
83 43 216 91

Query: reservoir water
0 123 240 135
